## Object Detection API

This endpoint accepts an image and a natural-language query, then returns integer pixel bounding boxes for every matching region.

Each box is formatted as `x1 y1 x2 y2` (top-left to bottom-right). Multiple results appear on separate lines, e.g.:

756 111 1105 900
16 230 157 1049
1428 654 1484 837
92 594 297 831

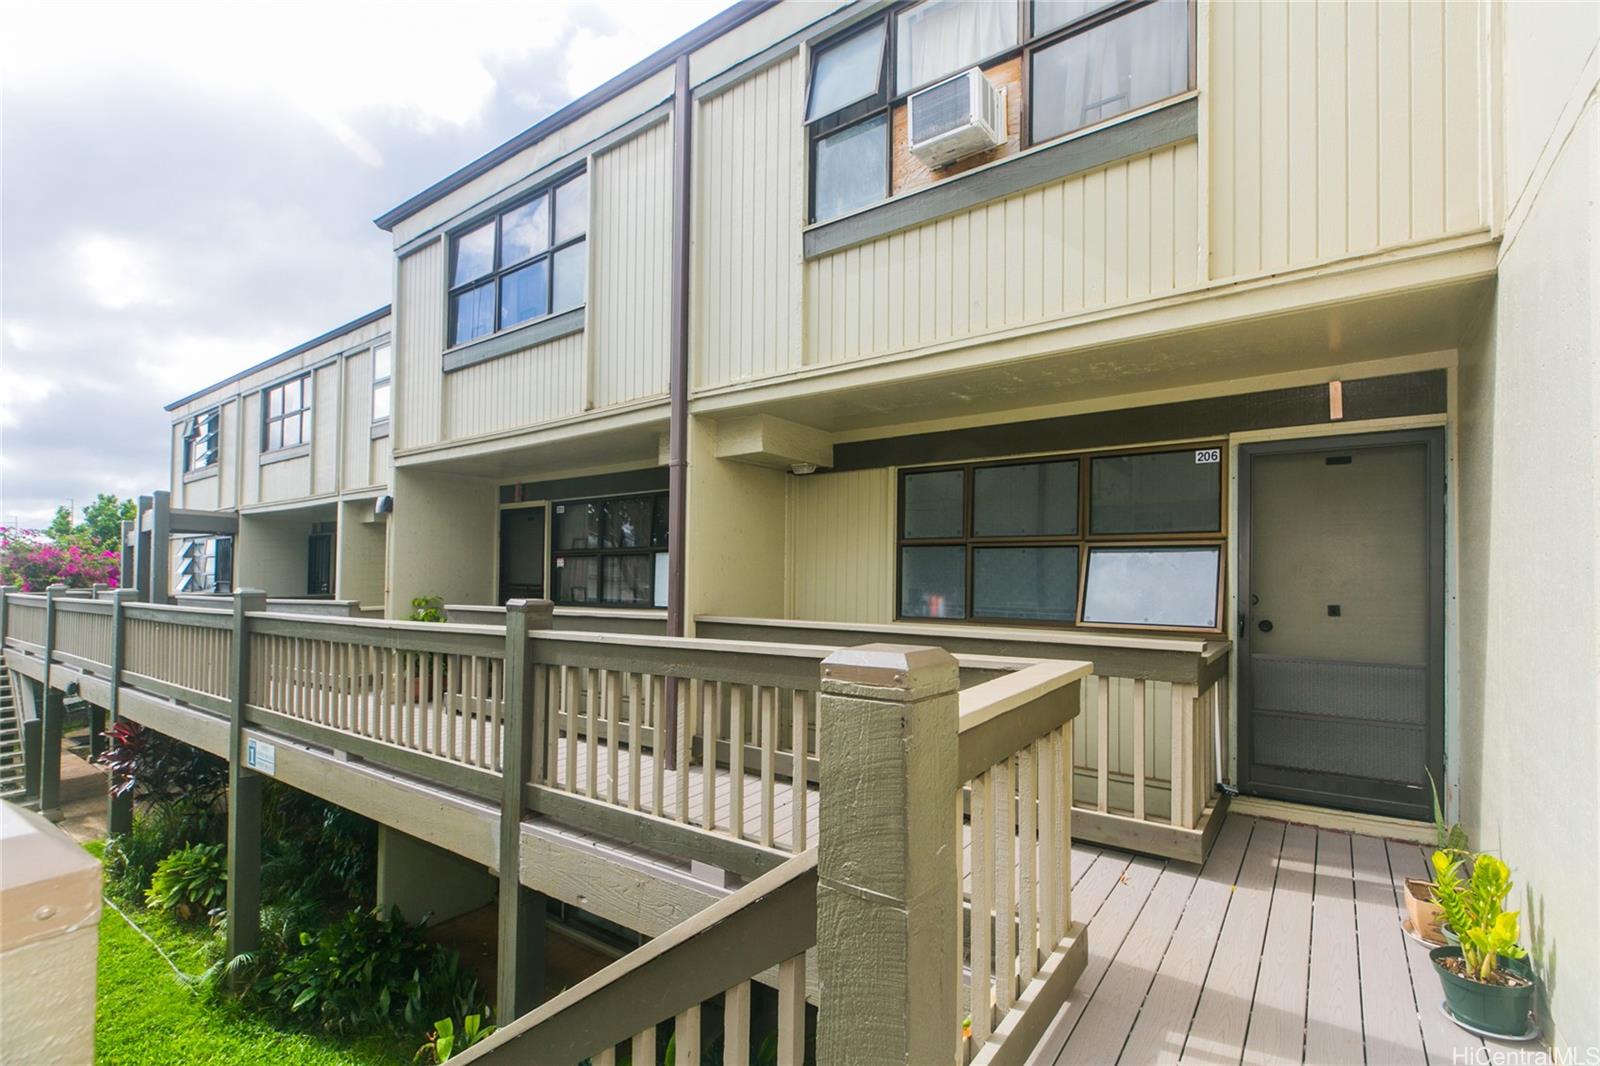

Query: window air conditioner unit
906 68 1006 168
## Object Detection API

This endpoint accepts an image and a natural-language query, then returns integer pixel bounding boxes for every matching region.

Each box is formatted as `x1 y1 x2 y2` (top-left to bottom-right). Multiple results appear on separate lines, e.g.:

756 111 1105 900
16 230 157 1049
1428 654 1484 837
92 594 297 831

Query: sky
0 0 730 530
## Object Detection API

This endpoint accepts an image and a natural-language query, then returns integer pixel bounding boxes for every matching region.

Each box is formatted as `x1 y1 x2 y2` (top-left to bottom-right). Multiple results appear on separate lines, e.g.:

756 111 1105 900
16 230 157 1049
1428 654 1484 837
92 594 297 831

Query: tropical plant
47 493 137 552
1427 768 1470 859
98 720 228 809
103 801 226 902
264 906 482 1034
414 1013 496 1063
1430 850 1527 982
410 595 446 623
261 782 378 904
147 842 228 920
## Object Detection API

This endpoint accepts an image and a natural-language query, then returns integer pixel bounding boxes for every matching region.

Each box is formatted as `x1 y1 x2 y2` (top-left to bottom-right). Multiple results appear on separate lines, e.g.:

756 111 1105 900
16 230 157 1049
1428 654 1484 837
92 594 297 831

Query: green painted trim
442 308 586 374
803 97 1199 260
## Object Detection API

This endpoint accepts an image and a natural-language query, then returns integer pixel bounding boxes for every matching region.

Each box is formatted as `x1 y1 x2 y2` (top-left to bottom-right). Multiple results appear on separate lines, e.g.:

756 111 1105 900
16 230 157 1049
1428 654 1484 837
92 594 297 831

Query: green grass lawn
89 843 414 1066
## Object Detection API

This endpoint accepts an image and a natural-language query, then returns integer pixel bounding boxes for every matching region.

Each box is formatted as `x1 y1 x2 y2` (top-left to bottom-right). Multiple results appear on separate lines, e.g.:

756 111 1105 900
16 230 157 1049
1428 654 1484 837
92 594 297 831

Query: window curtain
896 0 1019 93
1033 0 1189 141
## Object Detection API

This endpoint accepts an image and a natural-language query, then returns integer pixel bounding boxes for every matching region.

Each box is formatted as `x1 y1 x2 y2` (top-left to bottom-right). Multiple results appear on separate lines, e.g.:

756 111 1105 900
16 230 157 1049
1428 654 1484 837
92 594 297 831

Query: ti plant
1430 850 1527 982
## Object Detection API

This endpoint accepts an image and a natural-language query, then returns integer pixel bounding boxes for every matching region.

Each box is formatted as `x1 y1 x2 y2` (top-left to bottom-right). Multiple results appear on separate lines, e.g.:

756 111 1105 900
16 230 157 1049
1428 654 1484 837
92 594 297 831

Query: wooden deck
1032 814 1530 1066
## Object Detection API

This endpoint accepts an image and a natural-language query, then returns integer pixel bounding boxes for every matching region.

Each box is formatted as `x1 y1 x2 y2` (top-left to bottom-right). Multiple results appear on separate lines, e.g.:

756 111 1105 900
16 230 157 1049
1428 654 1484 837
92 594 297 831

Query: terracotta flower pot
1405 878 1446 944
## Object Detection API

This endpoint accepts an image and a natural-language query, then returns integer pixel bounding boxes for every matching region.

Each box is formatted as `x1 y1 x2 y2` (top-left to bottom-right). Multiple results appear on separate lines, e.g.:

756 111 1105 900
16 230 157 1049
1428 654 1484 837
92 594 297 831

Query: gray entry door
1237 430 1444 819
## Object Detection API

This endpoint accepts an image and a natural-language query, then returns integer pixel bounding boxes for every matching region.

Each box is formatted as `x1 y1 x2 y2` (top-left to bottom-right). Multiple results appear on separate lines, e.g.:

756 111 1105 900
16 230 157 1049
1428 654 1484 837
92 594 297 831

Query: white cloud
69 232 174 311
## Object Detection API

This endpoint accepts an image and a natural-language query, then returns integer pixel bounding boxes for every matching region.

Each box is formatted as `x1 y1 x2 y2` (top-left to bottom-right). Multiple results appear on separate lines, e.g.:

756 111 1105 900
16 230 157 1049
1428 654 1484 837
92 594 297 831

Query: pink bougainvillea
0 527 120 591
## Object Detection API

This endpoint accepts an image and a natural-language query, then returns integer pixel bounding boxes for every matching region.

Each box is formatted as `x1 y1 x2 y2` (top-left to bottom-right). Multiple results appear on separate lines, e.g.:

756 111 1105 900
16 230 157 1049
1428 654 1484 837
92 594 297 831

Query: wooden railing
461 850 816 1065
52 600 114 673
124 605 232 702
3 594 46 649
697 617 1231 862
958 663 1083 1064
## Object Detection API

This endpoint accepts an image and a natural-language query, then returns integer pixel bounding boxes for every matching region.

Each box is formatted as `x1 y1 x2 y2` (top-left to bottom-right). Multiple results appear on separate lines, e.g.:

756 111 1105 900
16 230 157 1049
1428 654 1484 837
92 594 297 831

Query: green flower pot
1430 946 1536 1037
1441 922 1460 945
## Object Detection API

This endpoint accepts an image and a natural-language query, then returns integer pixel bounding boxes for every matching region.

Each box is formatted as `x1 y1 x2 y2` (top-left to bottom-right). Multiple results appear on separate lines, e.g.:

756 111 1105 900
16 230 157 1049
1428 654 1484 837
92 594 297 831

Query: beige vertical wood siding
592 118 673 408
397 241 445 452
803 142 1201 368
694 53 806 389
442 330 586 441
785 468 894 624
1208 0 1486 280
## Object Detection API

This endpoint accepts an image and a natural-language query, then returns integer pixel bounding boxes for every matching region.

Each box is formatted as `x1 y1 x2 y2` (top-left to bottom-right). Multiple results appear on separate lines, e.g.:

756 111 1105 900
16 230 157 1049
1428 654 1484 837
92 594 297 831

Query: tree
43 494 136 552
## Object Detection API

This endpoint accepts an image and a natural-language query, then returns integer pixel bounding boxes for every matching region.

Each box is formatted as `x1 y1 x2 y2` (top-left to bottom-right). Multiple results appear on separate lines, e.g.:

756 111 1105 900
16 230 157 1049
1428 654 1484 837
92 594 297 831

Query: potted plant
1405 770 1468 945
1428 850 1536 1037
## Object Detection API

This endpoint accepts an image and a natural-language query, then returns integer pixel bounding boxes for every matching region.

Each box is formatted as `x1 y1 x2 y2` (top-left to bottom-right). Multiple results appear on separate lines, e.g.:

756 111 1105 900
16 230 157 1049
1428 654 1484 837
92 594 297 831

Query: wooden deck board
1029 816 1483 1066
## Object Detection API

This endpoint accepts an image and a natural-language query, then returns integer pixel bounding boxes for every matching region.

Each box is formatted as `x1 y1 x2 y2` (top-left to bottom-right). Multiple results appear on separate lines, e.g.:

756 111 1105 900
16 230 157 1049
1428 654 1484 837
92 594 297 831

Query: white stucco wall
1457 7 1598 1046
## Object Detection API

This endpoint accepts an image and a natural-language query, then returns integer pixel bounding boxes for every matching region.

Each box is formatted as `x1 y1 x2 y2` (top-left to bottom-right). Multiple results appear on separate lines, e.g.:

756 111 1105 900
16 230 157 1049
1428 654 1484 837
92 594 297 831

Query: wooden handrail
956 659 1090 785
459 849 818 1064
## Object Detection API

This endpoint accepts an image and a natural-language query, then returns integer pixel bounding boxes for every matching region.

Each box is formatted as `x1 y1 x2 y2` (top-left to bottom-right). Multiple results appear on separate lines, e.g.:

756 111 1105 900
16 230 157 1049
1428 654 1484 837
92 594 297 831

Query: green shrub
104 803 224 903
264 906 482 1035
147 843 227 921
414 1013 496 1063
261 783 378 905
409 596 445 623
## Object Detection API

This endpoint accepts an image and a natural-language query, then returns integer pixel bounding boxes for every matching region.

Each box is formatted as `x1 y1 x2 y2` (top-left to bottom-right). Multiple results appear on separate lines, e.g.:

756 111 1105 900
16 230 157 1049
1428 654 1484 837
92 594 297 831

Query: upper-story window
897 442 1224 631
806 0 1193 223
448 171 588 347
182 409 220 472
263 373 312 452
371 342 392 423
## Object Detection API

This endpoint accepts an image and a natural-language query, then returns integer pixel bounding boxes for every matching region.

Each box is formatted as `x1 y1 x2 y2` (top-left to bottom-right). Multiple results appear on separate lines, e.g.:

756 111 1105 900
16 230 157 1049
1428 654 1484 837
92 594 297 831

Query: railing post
132 496 153 603
498 598 554 1024
106 588 133 836
225 588 267 958
118 520 136 600
149 490 172 605
816 644 961 1066
38 584 67 820
0 584 11 646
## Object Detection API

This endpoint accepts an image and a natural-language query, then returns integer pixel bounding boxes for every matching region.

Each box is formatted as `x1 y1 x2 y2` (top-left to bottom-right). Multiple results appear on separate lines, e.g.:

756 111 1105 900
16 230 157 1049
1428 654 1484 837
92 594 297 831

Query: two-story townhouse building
161 307 394 610
116 0 1594 1045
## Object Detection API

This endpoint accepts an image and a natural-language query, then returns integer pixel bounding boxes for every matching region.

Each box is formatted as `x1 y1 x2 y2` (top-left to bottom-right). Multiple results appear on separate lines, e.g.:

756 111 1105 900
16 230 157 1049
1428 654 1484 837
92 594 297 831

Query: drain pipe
663 54 693 766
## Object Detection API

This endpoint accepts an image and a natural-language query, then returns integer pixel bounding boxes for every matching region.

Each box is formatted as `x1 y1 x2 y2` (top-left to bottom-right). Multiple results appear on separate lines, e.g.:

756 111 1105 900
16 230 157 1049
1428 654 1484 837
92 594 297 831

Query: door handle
1258 618 1274 633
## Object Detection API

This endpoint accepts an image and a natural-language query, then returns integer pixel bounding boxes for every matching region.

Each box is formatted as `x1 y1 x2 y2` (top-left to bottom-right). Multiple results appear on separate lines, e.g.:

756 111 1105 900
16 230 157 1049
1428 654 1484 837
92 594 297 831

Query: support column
149 490 172 605
38 584 66 820
497 598 554 1024
118 520 136 601
132 496 153 603
18 676 43 805
225 589 267 958
105 589 132 836
816 644 961 1066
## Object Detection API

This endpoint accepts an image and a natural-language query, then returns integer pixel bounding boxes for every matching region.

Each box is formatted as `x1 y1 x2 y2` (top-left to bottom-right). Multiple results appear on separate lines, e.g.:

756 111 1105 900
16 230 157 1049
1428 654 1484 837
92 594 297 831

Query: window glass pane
1090 448 1221 533
605 497 652 548
900 545 966 619
552 241 587 312
553 556 601 604
451 282 496 345
372 382 391 421
283 377 301 412
1081 546 1219 627
282 415 301 448
806 23 886 121
813 114 887 222
500 259 549 328
553 501 603 550
500 195 549 266
555 174 588 244
301 410 313 443
653 552 669 608
267 387 283 418
1032 0 1119 36
896 0 1019 93
902 469 964 538
267 420 282 451
973 460 1078 536
452 221 495 286
973 546 1078 621
651 497 669 548
372 343 391 381
1031 0 1190 142
603 555 652 606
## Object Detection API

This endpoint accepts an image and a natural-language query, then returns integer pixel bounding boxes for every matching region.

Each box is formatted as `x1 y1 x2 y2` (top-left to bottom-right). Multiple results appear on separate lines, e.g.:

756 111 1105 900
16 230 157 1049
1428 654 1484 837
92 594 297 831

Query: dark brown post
225 588 268 957
38 584 66 820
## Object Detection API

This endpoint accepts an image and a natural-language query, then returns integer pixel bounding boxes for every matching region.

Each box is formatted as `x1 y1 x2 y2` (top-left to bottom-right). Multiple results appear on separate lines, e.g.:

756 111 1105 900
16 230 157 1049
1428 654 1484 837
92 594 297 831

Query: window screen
973 546 1078 621
900 545 966 619
1090 448 1221 534
902 469 964 538
973 460 1077 536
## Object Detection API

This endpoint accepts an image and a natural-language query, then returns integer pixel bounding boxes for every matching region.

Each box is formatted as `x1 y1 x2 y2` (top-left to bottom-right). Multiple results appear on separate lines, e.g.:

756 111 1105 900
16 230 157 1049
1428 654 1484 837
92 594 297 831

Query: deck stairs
0 658 26 800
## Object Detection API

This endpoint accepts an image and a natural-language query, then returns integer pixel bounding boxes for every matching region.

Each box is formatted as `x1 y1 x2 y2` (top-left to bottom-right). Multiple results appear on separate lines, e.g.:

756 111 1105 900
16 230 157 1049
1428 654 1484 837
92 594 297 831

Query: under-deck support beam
37 585 66 819
106 588 133 836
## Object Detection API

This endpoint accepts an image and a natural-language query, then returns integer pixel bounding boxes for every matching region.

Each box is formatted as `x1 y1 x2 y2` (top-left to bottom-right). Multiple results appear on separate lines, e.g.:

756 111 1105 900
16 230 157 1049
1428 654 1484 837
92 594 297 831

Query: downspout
664 54 693 765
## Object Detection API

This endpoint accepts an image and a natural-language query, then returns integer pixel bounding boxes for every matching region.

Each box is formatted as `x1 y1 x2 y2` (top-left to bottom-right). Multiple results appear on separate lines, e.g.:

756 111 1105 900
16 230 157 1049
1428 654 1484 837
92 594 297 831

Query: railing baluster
650 674 666 817
585 667 599 798
701 680 718 832
759 687 776 847
1018 742 1038 985
724 979 751 1066
791 689 809 852
776 956 805 1066
993 756 1016 1014
674 1005 700 1065
1096 674 1110 813
674 679 691 823
1038 729 1058 949
971 766 993 1044
631 1027 655 1066
606 669 621 805
564 665 579 791
627 671 642 810
1133 677 1147 822
729 684 746 840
